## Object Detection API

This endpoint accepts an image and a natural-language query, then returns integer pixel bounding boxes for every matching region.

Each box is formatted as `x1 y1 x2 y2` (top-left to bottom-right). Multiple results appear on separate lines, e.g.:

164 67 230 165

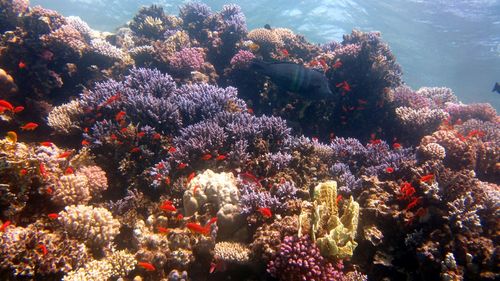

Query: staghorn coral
58 205 120 247
267 235 344 281
0 224 89 277
214 242 250 264
63 250 135 281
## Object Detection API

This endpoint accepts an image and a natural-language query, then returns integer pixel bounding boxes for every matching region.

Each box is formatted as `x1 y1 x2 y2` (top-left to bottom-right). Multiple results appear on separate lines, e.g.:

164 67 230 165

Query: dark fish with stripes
250 60 333 99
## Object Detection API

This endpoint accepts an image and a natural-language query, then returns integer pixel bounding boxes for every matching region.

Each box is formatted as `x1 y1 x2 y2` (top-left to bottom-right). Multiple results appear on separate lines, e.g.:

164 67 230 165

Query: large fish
250 60 333 99
492 82 500 94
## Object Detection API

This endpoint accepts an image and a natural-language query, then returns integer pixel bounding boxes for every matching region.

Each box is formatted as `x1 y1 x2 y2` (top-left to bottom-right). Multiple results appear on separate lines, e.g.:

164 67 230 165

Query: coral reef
0 1 498 281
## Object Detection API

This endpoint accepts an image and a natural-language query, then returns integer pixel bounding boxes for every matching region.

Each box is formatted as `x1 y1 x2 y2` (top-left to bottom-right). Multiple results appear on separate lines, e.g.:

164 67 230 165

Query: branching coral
0 224 89 277
267 235 344 281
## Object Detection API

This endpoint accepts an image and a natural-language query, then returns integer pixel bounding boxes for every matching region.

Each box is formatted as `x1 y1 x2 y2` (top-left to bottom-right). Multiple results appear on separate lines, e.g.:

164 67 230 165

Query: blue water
32 0 500 110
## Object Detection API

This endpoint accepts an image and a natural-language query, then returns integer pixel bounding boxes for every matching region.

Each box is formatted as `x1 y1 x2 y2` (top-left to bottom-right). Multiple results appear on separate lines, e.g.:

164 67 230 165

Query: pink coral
168 47 205 71
230 50 255 67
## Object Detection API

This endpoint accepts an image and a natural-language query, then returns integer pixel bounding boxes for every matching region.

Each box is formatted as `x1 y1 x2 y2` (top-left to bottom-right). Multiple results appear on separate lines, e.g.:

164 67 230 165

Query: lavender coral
267 235 344 281
168 47 205 72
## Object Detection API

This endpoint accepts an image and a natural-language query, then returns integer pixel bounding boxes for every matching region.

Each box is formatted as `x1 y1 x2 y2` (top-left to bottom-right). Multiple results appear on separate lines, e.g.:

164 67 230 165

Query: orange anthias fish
157 226 170 234
47 213 59 220
115 111 126 122
18 60 26 69
39 163 48 178
187 172 196 184
160 201 177 212
137 131 146 138
280 49 289 56
178 162 187 169
258 207 272 218
20 122 39 131
64 167 74 175
81 140 90 146
57 151 72 159
37 244 48 255
168 147 177 153
392 143 402 149
0 220 11 231
336 81 351 92
186 222 210 236
206 217 217 226
0 100 14 111
13 106 24 113
216 154 226 161
420 174 434 183
201 154 212 161
137 262 156 271
385 167 394 173
405 197 421 211
98 93 121 109
332 59 343 69
40 142 53 147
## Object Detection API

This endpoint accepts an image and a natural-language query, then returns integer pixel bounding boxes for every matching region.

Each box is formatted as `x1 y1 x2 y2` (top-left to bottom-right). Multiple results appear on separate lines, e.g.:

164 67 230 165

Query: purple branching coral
267 235 344 281
230 50 255 67
220 4 247 34
330 163 362 194
239 179 298 215
168 47 205 72
179 1 212 26
329 137 415 180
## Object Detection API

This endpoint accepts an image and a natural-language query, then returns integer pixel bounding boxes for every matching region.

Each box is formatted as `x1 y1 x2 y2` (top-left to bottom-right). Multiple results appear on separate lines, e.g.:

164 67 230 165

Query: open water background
32 0 500 110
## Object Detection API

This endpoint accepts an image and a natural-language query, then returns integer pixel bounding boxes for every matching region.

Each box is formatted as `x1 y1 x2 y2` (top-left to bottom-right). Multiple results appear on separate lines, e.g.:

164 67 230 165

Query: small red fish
0 220 11 231
280 49 289 56
46 186 53 195
152 133 162 140
20 122 39 131
20 168 28 176
39 163 48 178
178 162 187 169
385 167 394 173
115 111 126 122
467 130 485 138
120 127 128 133
206 217 217 226
0 100 14 111
157 226 170 234
57 151 72 159
64 167 74 175
186 222 210 236
168 147 177 153
47 213 58 220
130 147 141 153
405 197 421 211
160 201 177 212
176 213 184 221
336 81 351 92
38 244 48 255
420 174 434 183
165 176 171 185
18 60 26 69
40 142 53 147
98 93 121 109
187 172 196 183
216 154 226 161
336 194 343 205
319 59 328 71
392 143 402 149
201 154 212 161
81 140 90 146
13 106 24 113
137 262 156 271
156 163 165 170
369 139 382 145
137 131 146 138
332 60 343 69
258 207 272 218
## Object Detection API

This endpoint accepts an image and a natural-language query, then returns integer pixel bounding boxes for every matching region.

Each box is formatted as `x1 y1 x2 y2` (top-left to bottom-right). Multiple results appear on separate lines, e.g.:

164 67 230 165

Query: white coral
48 100 84 135
58 205 120 246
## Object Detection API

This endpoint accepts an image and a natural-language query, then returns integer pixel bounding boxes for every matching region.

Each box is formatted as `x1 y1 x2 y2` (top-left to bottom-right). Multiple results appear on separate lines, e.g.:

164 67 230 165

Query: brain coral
58 205 120 246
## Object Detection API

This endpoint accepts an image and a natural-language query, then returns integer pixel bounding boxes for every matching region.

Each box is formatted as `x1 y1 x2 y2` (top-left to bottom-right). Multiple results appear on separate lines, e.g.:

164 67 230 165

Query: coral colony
0 1 498 281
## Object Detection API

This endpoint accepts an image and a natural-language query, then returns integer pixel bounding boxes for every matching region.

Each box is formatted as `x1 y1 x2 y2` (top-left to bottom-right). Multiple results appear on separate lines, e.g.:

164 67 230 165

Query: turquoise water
32 0 500 109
